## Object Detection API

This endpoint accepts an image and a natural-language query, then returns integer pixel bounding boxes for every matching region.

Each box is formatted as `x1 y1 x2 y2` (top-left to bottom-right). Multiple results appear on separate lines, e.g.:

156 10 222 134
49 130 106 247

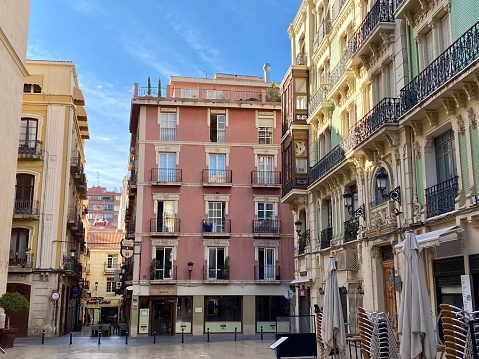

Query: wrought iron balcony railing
298 230 311 255
320 227 333 249
254 265 281 280
349 0 394 55
401 20 479 114
251 171 281 185
204 265 229 280
344 217 359 243
63 257 82 277
202 169 232 184
9 252 33 268
332 0 348 20
252 219 281 234
160 128 176 141
328 50 351 91
282 181 294 198
152 265 176 280
308 84 330 116
13 200 39 216
202 219 231 234
295 53 308 65
149 218 181 233
313 21 332 53
18 140 43 158
151 168 182 183
425 176 458 218
310 98 400 186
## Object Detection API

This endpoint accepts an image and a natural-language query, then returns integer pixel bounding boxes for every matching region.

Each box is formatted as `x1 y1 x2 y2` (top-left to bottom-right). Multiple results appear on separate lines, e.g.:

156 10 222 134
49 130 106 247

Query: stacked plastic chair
358 307 399 359
316 308 326 358
439 304 476 359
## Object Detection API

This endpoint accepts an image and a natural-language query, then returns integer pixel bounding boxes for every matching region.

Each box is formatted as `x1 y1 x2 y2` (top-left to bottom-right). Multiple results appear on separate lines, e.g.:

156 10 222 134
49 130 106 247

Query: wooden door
382 261 397 320
6 283 30 337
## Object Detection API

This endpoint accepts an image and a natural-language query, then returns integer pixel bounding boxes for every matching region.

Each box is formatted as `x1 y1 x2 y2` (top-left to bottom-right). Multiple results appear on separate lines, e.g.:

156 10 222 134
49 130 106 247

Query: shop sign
150 284 177 296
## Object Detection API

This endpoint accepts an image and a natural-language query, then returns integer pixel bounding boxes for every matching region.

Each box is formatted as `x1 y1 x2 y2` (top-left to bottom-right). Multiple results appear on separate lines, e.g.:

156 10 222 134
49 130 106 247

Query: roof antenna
197 67 212 78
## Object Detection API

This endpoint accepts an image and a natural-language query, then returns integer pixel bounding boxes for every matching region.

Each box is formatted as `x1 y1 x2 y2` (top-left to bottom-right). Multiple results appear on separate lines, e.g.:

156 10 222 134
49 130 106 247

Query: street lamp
342 192 365 219
294 220 302 235
375 171 401 204
187 261 194 280
70 248 77 258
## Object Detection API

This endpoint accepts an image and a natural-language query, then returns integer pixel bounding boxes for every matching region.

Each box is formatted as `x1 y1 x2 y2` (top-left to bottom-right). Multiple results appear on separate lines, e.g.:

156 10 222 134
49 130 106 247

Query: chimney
263 63 271 82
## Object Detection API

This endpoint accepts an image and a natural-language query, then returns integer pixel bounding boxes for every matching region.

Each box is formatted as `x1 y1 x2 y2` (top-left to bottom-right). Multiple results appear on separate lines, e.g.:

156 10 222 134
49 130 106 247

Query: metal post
207 328 210 342
69 331 73 345
153 331 156 344
125 331 128 345
42 330 45 344
98 326 102 345
261 326 263 341
235 327 237 341
182 328 184 343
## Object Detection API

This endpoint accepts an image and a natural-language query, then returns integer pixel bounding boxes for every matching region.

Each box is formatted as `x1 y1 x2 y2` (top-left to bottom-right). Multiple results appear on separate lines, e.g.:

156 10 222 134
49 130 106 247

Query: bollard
182 328 184 343
235 327 237 341
261 326 263 341
42 330 45 344
153 331 156 344
98 326 102 345
69 331 73 345
125 331 129 345
207 328 210 342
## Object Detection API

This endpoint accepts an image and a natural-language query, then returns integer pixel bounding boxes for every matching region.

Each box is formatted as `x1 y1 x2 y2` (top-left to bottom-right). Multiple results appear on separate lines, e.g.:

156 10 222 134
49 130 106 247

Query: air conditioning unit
337 249 359 271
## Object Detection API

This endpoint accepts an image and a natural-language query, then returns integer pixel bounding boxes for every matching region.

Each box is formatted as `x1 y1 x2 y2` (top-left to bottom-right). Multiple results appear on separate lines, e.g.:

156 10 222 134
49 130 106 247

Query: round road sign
51 291 60 301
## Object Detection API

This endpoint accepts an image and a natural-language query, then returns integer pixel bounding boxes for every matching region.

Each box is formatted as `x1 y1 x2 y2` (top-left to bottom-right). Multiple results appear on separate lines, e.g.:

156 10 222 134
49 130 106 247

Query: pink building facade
125 73 294 336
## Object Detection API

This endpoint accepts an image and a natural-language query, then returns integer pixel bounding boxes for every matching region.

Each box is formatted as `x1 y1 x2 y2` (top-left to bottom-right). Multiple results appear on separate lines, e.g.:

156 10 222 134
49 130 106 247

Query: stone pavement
2 332 311 359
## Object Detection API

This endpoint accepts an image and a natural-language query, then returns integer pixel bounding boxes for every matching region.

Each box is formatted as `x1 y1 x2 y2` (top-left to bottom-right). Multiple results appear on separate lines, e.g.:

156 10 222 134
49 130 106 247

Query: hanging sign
121 238 134 258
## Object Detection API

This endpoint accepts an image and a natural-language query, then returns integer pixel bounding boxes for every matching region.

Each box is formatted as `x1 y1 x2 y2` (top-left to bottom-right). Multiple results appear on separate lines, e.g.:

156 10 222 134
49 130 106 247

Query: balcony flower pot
0 292 30 348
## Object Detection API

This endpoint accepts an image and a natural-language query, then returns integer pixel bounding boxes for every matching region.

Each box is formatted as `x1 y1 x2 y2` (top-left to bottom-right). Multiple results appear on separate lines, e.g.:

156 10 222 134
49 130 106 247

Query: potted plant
223 256 230 279
150 258 160 280
0 292 30 348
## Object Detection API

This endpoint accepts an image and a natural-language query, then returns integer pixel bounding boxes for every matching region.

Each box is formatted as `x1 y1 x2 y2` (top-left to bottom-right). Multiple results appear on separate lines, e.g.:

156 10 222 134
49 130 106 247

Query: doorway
152 300 174 335
382 261 397 319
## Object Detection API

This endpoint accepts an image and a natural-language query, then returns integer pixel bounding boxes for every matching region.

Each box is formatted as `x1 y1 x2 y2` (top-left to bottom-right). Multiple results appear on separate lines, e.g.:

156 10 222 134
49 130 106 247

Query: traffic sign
51 290 60 301
283 289 294 300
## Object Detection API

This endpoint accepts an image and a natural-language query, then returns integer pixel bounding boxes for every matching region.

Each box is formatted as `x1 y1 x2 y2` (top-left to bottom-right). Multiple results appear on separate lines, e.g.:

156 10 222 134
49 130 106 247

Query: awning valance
73 87 85 105
25 74 43 87
290 278 312 285
395 225 462 251
77 105 87 120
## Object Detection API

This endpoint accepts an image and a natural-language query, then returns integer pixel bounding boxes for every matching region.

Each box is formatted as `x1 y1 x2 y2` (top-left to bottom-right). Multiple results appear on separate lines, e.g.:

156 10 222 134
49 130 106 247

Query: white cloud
65 0 105 15
27 43 57 60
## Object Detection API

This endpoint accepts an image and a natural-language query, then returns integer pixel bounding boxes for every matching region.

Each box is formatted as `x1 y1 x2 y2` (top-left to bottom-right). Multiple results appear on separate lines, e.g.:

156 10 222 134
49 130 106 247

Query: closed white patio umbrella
398 231 437 359
321 257 346 358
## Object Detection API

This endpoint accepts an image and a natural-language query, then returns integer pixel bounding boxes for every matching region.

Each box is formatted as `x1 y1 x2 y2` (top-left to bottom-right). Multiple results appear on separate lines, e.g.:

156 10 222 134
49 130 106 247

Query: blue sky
27 0 302 191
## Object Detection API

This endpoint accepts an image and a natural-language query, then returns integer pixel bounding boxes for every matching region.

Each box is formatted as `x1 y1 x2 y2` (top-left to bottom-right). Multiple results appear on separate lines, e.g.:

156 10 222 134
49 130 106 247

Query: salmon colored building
125 69 295 336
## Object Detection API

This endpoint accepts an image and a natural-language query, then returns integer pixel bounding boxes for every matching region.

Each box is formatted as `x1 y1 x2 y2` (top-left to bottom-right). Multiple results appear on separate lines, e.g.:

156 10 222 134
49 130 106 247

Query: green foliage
266 83 281 102
158 79 162 97
0 292 29 329
150 258 160 279
147 76 152 95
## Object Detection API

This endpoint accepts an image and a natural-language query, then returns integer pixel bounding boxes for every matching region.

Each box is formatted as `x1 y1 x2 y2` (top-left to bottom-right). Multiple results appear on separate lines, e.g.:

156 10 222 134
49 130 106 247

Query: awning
77 105 87 120
25 74 43 87
290 278 312 285
396 225 462 251
73 87 85 105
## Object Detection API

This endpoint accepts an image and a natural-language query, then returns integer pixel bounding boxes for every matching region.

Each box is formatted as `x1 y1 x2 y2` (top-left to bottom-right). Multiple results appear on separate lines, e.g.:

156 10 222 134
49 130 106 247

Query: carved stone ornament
369 44 380 61
204 239 230 247
463 82 478 101
452 90 467 109
386 132 400 147
456 114 465 134
394 148 401 165
404 11 415 26
153 193 180 201
152 239 178 247
410 121 423 136
204 194 230 202
468 107 477 127
380 32 393 46
442 97 456 115
360 55 370 69
414 141 421 158
254 240 279 248
424 110 438 127
374 142 384 157
424 137 433 149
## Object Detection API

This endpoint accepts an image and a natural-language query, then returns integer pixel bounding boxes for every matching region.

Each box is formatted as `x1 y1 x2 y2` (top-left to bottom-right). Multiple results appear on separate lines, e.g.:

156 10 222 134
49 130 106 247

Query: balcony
344 217 359 243
63 257 82 277
328 50 353 98
252 220 281 237
18 140 43 160
9 252 33 268
254 265 281 281
203 265 229 280
400 21 479 116
298 230 310 255
295 52 308 65
320 227 333 249
202 169 232 186
202 219 231 237
160 128 176 141
348 0 395 67
70 154 81 174
127 223 135 238
73 221 85 239
251 171 281 187
425 176 458 218
67 206 77 227
129 168 137 194
332 0 348 21
149 218 180 236
104 262 120 274
313 21 332 54
13 200 39 219
137 86 280 103
310 98 400 186
151 266 176 280
308 84 331 117
151 168 182 185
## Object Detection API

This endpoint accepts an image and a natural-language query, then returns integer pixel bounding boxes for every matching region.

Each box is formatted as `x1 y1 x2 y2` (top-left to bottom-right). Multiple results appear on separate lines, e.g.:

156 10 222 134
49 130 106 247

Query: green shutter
471 127 479 194
330 39 340 70
331 109 341 147
460 133 470 194
416 157 424 206
451 0 479 41
408 26 419 79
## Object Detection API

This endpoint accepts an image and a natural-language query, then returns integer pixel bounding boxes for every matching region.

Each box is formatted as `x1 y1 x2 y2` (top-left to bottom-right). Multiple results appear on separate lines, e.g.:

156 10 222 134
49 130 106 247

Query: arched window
14 174 34 214
374 168 389 206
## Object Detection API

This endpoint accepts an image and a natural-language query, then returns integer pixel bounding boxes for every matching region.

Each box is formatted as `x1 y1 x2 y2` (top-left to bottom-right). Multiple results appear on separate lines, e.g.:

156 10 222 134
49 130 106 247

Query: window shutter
258 117 274 128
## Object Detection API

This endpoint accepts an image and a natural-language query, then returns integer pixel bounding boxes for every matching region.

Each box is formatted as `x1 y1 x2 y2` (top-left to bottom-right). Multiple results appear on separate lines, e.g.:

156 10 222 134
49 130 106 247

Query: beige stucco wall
0 1 30 309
